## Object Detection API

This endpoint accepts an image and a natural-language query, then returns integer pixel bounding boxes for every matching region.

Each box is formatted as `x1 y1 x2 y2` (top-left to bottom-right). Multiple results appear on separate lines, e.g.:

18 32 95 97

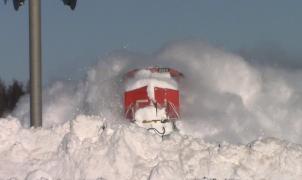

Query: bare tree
7 80 25 112
0 79 26 117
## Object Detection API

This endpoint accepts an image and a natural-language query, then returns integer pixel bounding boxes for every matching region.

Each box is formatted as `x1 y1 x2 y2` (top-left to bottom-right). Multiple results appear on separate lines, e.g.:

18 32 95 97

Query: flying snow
0 41 302 179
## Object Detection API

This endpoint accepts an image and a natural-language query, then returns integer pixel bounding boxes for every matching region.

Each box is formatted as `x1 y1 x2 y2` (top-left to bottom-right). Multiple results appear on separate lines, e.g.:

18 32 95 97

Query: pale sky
0 0 301 84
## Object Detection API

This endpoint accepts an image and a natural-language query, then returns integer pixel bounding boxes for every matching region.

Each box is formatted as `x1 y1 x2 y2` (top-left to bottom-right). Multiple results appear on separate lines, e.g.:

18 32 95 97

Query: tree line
0 79 27 117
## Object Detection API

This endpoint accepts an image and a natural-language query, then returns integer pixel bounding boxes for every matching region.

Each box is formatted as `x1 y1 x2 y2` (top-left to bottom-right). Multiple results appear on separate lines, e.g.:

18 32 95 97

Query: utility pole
29 0 42 127
5 0 77 128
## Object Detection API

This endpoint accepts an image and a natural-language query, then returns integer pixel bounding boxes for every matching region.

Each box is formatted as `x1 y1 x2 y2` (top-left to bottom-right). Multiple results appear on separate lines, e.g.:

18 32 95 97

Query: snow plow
124 67 183 135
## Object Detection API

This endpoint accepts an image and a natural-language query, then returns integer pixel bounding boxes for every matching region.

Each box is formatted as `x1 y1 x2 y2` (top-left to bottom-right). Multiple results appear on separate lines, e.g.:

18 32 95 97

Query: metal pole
29 0 42 127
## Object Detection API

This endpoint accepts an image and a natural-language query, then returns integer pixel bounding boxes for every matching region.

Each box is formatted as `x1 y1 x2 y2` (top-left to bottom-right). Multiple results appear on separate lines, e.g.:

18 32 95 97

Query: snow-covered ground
1 41 302 179
1 115 302 179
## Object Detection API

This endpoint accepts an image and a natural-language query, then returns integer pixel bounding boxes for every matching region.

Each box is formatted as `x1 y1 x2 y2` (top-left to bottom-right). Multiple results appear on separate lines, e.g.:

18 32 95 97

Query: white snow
0 115 302 179
135 106 167 121
2 41 302 179
134 106 174 135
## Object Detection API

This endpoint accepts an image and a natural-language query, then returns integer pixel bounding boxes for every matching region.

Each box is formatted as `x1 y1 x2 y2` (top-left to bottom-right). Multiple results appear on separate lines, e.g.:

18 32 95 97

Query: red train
124 67 183 135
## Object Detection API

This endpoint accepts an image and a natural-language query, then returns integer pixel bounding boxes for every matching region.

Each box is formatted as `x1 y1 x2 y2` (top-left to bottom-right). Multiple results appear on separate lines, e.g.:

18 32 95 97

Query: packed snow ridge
1 115 302 180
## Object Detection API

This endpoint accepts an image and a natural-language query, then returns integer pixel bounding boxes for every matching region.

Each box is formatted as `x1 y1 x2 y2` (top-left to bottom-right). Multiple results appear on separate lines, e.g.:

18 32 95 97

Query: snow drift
1 115 302 179
1 40 302 179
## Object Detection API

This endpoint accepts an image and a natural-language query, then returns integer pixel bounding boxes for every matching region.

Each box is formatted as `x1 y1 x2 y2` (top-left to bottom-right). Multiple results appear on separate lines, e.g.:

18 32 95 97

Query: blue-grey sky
1 0 301 84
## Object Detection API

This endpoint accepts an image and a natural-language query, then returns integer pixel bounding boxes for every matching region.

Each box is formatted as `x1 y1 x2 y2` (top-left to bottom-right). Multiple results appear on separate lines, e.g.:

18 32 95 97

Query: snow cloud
2 40 302 179
11 40 302 144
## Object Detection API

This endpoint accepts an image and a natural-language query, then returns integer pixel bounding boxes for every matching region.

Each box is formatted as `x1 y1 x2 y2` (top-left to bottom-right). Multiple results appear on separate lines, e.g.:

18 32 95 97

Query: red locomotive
124 67 183 135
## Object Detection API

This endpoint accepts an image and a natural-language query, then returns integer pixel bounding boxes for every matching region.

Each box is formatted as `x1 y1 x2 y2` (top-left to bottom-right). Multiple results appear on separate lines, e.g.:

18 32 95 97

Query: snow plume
11 40 302 144
155 41 302 144
1 40 302 178
13 53 129 128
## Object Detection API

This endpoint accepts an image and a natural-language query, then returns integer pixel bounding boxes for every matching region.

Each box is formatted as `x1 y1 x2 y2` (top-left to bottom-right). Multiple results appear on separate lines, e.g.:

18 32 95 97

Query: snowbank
0 115 302 179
